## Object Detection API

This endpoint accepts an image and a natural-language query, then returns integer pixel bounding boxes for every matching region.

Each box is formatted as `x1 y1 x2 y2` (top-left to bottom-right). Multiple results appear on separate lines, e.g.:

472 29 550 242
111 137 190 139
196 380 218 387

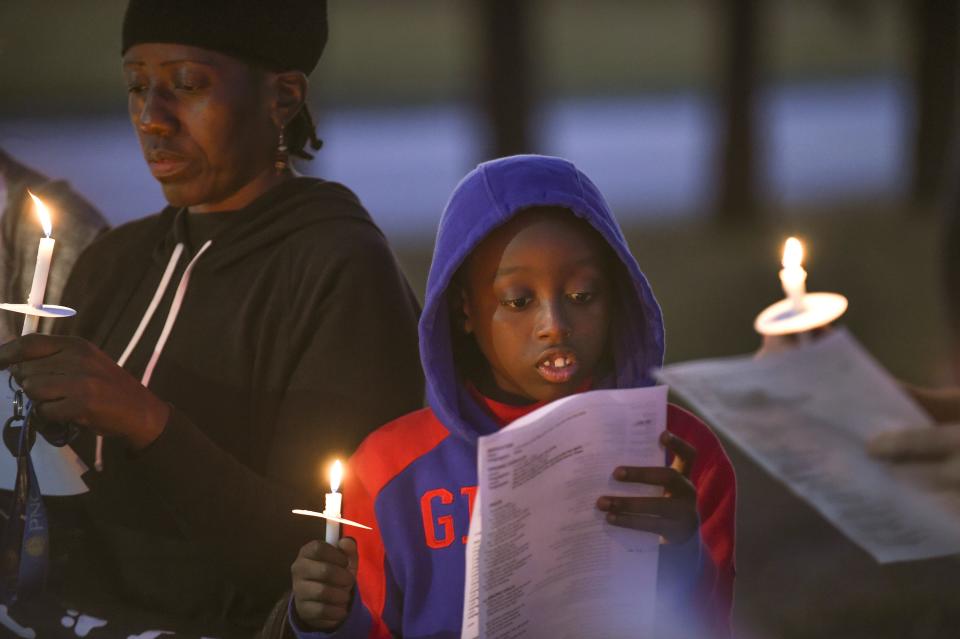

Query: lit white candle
324 459 343 545
779 237 807 314
22 192 55 336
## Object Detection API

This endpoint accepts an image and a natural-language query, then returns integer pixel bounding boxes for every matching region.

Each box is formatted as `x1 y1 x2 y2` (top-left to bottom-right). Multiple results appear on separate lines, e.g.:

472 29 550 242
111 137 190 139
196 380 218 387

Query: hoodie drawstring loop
94 240 212 471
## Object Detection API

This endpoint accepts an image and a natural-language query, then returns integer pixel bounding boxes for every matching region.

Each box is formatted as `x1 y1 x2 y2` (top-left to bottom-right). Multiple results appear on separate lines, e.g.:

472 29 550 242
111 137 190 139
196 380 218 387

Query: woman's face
122 43 276 210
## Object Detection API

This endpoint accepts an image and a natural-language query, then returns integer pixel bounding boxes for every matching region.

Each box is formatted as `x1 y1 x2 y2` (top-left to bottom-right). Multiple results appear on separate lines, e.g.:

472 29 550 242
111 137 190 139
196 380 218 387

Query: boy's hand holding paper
598 431 699 543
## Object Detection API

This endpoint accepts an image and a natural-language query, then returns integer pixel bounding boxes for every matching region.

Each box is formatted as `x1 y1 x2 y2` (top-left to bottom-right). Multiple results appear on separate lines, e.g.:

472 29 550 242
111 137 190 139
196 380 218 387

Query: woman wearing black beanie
0 2 424 637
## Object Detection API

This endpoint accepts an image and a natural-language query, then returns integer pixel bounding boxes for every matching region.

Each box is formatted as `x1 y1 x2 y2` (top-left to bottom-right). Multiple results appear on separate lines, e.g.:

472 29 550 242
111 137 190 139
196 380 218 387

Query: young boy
286 155 736 638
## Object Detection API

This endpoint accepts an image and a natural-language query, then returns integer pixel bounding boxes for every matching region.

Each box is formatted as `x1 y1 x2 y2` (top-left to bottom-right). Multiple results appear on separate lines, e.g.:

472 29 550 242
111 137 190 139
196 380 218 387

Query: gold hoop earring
274 130 289 174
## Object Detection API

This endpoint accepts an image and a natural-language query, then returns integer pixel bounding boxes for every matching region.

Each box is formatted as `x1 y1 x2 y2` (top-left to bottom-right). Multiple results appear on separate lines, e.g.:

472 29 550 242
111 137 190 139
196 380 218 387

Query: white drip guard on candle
754 292 848 336
0 303 76 319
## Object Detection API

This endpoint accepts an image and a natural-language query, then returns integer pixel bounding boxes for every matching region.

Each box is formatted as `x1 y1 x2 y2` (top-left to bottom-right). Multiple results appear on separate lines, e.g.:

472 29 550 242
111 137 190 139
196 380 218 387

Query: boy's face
461 208 612 404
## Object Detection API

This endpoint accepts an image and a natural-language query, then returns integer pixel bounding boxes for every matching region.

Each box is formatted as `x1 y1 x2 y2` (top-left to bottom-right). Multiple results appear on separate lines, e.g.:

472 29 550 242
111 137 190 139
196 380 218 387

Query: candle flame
27 191 52 238
329 459 343 493
782 237 804 270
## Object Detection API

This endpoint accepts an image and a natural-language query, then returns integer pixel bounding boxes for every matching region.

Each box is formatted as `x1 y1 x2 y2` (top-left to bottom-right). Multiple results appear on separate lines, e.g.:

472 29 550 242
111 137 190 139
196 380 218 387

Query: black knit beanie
121 0 328 74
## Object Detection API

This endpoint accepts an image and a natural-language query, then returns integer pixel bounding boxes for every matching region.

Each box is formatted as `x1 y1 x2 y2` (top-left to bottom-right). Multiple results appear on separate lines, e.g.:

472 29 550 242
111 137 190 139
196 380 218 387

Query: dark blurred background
1 2 958 637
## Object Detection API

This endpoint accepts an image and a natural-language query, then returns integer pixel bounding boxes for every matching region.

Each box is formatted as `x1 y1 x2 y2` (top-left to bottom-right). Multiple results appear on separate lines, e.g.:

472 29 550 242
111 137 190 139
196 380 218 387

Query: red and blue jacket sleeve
667 404 737 638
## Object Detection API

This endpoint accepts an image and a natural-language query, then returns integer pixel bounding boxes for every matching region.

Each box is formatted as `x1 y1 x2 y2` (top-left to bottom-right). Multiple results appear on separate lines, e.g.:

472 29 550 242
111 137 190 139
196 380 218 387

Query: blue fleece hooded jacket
422 154 665 442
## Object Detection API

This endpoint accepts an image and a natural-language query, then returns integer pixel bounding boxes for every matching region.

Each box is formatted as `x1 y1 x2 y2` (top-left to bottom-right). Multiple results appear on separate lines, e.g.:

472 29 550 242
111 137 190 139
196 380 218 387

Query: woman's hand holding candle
0 334 170 450
595 430 699 544
291 537 358 632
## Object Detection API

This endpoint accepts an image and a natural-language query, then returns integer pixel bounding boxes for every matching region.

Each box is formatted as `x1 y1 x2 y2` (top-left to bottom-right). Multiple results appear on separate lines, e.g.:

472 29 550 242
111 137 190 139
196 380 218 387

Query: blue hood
419 155 664 442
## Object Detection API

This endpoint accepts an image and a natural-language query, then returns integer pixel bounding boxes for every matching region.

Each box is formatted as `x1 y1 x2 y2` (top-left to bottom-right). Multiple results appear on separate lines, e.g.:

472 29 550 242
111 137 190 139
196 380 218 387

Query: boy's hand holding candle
291 537 358 632
290 460 373 630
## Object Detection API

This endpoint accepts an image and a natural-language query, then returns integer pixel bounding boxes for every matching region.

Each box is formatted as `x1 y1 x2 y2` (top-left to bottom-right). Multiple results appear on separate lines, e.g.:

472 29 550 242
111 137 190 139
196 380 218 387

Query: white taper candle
22 193 55 335
779 237 807 314
324 459 344 545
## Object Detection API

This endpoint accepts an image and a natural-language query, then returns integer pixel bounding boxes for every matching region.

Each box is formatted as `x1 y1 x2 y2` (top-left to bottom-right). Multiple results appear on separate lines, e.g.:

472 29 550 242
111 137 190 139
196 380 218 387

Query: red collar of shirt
467 380 594 428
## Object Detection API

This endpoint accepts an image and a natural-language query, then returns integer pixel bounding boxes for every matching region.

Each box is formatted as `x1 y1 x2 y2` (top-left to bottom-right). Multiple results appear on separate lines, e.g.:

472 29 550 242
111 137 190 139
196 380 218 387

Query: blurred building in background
4 1 953 236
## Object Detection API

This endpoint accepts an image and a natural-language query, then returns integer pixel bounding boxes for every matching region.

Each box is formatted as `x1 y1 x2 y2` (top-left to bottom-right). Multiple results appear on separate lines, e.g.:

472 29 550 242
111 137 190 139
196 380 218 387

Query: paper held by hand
463 386 667 639
656 328 960 563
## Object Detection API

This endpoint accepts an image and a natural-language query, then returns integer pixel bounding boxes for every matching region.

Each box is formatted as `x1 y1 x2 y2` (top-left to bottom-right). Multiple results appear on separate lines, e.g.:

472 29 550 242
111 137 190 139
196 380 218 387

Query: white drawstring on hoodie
94 240 212 471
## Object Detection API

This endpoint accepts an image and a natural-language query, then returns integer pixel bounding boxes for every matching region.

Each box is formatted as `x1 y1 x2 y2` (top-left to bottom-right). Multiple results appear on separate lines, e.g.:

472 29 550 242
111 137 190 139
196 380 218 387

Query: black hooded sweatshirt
49 177 424 634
